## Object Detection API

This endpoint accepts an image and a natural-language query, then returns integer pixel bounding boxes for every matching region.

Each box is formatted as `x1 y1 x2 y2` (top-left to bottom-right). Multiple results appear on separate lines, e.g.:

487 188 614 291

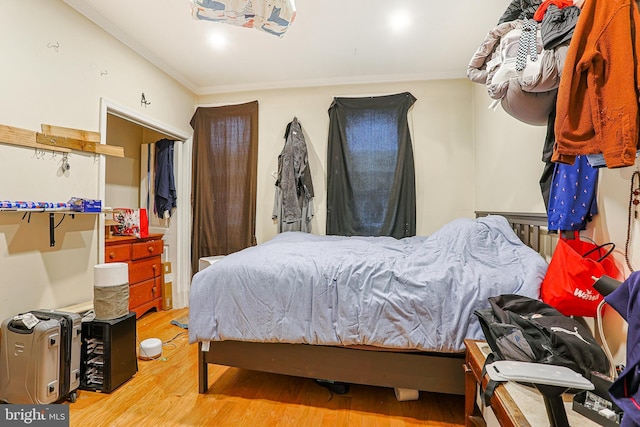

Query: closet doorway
98 98 192 309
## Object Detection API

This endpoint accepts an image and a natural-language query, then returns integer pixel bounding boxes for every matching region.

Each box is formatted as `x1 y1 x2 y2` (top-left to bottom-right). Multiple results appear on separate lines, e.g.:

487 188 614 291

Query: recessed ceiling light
389 9 411 33
208 32 228 50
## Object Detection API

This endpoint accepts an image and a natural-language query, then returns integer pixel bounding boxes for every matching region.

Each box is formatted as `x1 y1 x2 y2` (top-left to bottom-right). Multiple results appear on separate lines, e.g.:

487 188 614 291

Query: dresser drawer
105 234 165 319
131 239 163 261
129 278 161 310
105 244 131 263
129 256 162 284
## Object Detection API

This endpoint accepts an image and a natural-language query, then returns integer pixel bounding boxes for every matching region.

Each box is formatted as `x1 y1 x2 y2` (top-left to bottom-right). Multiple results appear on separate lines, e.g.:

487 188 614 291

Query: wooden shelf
2 209 103 247
0 123 124 157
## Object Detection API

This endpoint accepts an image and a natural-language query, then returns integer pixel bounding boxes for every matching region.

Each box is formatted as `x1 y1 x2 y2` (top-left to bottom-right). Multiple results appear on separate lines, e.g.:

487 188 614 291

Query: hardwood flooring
69 308 465 427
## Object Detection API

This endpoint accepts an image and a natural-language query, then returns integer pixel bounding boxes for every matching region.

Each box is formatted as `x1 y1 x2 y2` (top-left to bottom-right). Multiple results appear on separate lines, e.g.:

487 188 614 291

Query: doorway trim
98 98 192 308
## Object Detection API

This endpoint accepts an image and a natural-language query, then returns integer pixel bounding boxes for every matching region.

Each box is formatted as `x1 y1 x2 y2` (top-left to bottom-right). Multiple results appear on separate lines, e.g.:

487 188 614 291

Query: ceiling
63 0 509 95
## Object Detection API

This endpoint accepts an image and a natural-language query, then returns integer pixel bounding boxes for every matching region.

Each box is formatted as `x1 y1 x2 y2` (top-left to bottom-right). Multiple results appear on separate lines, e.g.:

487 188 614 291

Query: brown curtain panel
190 101 258 273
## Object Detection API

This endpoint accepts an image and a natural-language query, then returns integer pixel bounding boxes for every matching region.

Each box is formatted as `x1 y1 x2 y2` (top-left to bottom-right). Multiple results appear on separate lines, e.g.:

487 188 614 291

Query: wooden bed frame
197 212 548 396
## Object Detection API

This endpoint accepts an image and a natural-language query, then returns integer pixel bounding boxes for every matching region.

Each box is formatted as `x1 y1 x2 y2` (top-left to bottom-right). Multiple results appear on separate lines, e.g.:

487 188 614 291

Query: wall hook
47 42 60 52
61 153 70 172
141 93 151 107
101 70 108 77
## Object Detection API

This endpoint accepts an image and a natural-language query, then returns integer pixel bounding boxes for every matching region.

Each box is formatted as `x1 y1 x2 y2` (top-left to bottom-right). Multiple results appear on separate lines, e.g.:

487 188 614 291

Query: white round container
94 262 129 287
139 338 163 360
93 263 130 320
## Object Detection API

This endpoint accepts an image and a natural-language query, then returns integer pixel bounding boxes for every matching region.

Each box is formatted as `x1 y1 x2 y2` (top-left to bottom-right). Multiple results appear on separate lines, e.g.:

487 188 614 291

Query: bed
189 212 549 397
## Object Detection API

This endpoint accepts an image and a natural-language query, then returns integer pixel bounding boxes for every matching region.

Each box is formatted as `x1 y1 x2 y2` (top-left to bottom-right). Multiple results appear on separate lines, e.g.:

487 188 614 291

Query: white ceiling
63 0 509 95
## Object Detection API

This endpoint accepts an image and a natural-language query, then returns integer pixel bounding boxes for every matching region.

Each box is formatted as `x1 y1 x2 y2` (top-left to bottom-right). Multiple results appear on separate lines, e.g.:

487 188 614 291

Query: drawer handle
108 252 116 259
147 246 155 253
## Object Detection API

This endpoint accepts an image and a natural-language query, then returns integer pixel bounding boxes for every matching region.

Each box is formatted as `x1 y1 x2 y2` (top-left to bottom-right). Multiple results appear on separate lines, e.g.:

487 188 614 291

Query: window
190 101 258 272
326 92 416 238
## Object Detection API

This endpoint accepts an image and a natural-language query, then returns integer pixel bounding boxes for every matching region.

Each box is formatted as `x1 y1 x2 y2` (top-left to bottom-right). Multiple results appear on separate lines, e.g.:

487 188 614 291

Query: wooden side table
464 339 528 426
463 339 602 427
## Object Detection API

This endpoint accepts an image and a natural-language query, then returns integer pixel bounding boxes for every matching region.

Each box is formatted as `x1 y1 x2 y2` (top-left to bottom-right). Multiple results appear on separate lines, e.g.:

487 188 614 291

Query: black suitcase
0 310 81 404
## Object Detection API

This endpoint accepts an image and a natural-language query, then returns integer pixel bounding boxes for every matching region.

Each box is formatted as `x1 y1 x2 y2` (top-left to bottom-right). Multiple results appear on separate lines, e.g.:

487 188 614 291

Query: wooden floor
69 308 465 427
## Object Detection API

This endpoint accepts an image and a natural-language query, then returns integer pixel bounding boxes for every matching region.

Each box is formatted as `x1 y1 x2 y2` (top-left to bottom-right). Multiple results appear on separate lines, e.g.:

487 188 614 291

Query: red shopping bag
540 233 621 317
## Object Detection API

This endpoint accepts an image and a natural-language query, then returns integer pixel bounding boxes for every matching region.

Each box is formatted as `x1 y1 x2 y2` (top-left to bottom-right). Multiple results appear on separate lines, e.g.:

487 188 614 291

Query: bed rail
475 211 547 253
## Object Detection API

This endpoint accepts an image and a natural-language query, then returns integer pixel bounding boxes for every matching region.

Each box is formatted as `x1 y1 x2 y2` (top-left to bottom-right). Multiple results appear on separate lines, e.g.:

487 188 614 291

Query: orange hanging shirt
552 0 640 168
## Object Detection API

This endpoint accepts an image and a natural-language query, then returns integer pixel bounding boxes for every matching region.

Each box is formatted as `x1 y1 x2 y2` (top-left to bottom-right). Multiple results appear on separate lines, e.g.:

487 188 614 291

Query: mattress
189 215 548 352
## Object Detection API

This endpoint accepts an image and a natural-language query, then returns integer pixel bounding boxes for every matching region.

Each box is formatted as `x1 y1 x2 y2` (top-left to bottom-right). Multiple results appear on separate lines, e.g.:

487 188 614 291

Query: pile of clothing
469 0 640 169
469 0 640 231
467 0 579 126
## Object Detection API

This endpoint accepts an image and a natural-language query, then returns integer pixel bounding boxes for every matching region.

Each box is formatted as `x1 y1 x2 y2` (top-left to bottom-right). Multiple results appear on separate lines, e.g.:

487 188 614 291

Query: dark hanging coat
154 138 177 219
272 117 314 232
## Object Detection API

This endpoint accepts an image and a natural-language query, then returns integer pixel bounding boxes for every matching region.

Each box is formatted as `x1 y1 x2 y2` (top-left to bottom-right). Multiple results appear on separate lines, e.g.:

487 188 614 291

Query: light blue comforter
189 215 547 352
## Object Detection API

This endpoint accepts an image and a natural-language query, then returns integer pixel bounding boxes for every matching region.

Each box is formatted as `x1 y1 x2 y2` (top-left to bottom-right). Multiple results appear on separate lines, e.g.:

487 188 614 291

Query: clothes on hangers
539 4 580 50
533 0 574 22
547 155 598 231
552 0 640 168
272 117 314 232
154 139 177 219
498 0 543 23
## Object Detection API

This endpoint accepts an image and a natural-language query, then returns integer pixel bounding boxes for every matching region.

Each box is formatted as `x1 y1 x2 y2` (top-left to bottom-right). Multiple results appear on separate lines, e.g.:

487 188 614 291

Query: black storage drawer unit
80 311 137 393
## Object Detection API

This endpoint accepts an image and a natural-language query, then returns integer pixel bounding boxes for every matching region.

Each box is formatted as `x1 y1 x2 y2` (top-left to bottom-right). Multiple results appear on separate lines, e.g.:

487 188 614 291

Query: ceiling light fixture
389 10 411 33
208 32 228 50
191 0 296 38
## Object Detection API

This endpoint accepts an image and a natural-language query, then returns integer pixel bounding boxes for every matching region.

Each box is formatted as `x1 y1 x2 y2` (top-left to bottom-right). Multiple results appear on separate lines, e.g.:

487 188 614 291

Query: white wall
472 86 548 214
0 0 195 321
105 115 143 208
197 79 476 244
